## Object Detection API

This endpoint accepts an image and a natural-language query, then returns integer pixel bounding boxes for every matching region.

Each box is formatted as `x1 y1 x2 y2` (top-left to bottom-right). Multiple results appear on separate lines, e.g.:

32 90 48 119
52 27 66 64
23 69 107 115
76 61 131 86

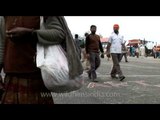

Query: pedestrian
85 25 104 82
74 34 81 59
135 45 140 58
0 16 83 104
140 44 145 57
83 32 90 70
129 45 132 56
132 46 135 57
145 45 148 57
152 46 157 58
106 24 125 81
80 38 86 62
120 41 128 62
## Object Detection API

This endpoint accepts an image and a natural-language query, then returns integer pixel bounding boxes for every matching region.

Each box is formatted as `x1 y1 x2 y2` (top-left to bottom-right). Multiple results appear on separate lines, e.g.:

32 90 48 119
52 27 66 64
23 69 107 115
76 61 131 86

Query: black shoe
87 72 91 79
119 76 125 81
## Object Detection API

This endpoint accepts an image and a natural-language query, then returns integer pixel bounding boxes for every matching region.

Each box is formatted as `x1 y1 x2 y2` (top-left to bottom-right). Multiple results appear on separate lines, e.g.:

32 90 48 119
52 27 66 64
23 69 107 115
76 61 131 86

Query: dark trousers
88 52 100 79
111 53 124 77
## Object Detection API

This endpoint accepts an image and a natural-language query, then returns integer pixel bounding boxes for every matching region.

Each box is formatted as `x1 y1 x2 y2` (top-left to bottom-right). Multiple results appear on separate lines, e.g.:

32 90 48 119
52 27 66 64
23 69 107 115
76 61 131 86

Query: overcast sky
65 16 160 44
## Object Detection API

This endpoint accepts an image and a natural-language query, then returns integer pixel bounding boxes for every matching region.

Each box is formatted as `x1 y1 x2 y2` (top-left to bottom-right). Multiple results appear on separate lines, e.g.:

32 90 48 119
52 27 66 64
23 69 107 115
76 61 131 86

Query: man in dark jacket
85 25 104 82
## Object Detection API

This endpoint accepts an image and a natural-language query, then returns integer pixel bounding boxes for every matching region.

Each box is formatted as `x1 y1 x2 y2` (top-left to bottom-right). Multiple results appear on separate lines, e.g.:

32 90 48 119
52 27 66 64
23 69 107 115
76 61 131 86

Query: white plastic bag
36 44 84 93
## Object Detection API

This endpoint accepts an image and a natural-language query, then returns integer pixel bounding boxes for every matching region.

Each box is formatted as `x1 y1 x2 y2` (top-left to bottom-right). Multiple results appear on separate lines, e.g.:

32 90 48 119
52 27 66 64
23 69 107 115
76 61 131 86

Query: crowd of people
152 45 160 58
74 24 126 81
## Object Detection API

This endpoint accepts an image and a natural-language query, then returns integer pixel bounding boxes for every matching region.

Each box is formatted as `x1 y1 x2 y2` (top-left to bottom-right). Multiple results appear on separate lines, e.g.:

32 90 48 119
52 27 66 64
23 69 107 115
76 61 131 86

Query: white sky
65 16 160 44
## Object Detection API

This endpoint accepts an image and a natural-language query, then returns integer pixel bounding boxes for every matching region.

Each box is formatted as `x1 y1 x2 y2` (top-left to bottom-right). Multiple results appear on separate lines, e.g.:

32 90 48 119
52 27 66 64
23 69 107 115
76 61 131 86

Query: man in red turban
106 24 125 81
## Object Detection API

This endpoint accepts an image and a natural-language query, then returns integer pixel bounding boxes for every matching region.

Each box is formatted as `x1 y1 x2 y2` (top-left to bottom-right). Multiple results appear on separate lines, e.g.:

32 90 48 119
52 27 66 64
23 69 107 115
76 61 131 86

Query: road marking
87 82 111 88
86 80 160 89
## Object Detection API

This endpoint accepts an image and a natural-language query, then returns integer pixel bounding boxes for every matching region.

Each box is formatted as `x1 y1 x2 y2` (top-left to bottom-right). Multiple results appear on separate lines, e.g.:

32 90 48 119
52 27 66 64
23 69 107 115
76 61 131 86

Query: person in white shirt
106 24 125 81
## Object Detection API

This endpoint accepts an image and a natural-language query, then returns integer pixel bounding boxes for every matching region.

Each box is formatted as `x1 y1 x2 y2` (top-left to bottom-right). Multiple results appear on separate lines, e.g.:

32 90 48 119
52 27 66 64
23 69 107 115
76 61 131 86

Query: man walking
85 25 104 82
120 41 128 62
74 34 82 59
106 24 125 81
83 32 90 70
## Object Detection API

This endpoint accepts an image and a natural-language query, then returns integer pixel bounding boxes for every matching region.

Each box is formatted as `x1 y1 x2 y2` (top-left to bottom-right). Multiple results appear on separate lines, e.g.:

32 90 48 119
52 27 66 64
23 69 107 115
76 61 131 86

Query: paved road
52 56 160 104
